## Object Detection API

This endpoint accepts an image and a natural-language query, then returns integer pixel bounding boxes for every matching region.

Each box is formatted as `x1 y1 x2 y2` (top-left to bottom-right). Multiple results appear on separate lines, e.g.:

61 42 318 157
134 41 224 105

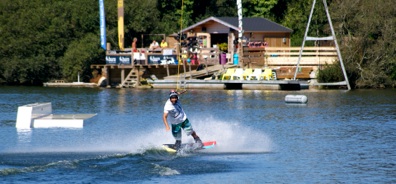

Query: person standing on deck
162 90 202 150
131 37 138 52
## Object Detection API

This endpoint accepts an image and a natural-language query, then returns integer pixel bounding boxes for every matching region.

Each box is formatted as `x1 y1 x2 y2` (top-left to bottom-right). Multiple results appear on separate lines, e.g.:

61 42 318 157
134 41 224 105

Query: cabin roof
182 16 293 33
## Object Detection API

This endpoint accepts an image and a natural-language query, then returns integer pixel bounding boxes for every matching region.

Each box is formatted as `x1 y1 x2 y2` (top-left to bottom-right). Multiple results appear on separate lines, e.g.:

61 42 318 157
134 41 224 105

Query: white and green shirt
164 99 187 125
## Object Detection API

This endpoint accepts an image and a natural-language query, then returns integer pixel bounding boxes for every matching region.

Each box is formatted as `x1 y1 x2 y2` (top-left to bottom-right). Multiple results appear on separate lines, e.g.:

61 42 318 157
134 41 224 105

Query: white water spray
9 117 273 154
124 116 274 154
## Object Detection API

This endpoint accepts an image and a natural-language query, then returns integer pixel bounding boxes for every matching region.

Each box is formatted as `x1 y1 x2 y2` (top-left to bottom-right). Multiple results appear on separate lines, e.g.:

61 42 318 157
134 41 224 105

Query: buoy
285 95 308 104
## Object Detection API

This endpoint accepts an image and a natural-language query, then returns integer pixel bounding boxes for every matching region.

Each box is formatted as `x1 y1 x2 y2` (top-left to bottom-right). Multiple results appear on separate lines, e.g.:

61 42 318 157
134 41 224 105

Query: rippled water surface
0 86 395 183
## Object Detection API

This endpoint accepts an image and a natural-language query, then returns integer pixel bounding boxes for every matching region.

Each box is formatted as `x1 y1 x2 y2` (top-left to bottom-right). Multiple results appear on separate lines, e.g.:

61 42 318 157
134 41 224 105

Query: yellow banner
117 0 124 50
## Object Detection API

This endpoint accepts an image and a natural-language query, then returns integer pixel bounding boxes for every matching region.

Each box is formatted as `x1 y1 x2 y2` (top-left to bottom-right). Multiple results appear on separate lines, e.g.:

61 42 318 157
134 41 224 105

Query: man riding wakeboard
162 90 203 150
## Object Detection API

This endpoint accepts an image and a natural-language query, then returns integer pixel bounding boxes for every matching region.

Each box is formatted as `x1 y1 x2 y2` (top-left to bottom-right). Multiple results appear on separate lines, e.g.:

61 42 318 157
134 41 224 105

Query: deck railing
95 46 338 69
243 47 338 66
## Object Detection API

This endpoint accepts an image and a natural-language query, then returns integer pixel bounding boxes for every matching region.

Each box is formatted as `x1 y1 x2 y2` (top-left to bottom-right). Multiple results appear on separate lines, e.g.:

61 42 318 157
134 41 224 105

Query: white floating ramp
16 102 96 129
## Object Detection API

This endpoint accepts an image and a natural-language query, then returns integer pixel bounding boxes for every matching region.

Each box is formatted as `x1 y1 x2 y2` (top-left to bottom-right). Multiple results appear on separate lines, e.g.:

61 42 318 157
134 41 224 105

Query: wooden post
144 52 148 65
131 51 135 68
205 58 208 75
199 51 203 66
103 66 109 87
121 68 125 85
189 63 192 79
106 43 111 55
183 59 187 80
136 67 140 86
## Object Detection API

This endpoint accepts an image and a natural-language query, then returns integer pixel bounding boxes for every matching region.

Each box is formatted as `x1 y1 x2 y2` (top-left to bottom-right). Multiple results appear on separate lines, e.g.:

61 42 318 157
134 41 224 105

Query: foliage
330 0 396 88
317 61 344 83
123 0 160 47
243 0 278 18
0 0 395 88
282 0 328 47
0 0 74 84
218 43 228 53
60 33 105 82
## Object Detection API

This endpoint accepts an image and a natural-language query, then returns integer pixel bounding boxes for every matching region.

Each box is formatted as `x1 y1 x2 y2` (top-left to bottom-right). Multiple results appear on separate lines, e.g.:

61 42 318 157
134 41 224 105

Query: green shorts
171 118 193 141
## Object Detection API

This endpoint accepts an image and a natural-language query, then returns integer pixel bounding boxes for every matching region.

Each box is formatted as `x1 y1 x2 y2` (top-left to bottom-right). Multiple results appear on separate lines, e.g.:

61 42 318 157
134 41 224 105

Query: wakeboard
162 141 216 153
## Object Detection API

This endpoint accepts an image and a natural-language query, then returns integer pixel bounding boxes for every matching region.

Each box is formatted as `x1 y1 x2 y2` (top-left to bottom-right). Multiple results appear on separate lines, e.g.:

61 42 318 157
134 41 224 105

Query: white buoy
285 95 308 104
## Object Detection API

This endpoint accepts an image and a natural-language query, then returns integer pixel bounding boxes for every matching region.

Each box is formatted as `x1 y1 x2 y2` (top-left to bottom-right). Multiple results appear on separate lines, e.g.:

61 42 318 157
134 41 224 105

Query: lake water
0 86 395 183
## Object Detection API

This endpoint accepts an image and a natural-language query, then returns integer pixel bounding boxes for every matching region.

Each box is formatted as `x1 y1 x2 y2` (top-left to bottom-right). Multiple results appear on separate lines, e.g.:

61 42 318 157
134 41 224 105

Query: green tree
195 0 237 18
330 0 396 88
60 33 104 82
317 61 344 84
123 0 161 48
0 0 68 84
157 0 194 32
282 0 328 47
243 0 278 18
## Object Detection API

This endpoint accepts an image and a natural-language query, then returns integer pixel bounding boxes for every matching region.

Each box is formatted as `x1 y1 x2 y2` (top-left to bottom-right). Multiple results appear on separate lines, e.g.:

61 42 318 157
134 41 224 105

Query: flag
99 0 106 50
117 0 124 51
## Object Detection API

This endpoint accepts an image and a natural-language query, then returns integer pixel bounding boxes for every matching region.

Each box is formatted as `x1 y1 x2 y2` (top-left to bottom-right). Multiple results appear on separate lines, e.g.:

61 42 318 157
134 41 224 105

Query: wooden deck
89 46 340 88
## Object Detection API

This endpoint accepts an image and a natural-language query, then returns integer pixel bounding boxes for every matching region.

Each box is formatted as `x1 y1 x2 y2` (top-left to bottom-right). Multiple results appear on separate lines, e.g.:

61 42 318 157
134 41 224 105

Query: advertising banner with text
105 56 131 65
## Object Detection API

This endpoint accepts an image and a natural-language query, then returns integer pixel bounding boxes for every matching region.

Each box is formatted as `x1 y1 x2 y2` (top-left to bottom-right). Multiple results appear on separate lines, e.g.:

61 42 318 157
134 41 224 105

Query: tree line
0 0 394 88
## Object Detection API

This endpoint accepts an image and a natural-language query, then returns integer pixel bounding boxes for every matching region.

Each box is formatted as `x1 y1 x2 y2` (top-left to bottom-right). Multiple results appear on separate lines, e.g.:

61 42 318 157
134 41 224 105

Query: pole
237 0 243 67
99 0 106 50
322 0 351 90
294 0 316 80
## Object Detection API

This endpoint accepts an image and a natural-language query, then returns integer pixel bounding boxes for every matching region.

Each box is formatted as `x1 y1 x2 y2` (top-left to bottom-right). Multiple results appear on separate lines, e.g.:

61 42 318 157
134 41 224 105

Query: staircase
119 68 139 88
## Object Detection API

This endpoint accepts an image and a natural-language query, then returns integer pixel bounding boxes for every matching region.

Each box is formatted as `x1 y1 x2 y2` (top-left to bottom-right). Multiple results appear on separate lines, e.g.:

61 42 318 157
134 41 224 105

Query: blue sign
148 55 178 65
105 56 131 64
99 0 106 50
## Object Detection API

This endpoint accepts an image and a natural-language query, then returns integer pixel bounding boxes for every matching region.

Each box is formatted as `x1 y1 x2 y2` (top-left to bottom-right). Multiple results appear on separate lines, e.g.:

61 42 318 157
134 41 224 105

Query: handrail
242 46 338 66
246 46 337 51
100 46 338 67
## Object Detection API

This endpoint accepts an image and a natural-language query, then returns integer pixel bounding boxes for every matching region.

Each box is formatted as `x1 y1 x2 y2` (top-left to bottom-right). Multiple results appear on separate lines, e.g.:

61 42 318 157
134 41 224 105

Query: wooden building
90 17 340 88
181 16 293 51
